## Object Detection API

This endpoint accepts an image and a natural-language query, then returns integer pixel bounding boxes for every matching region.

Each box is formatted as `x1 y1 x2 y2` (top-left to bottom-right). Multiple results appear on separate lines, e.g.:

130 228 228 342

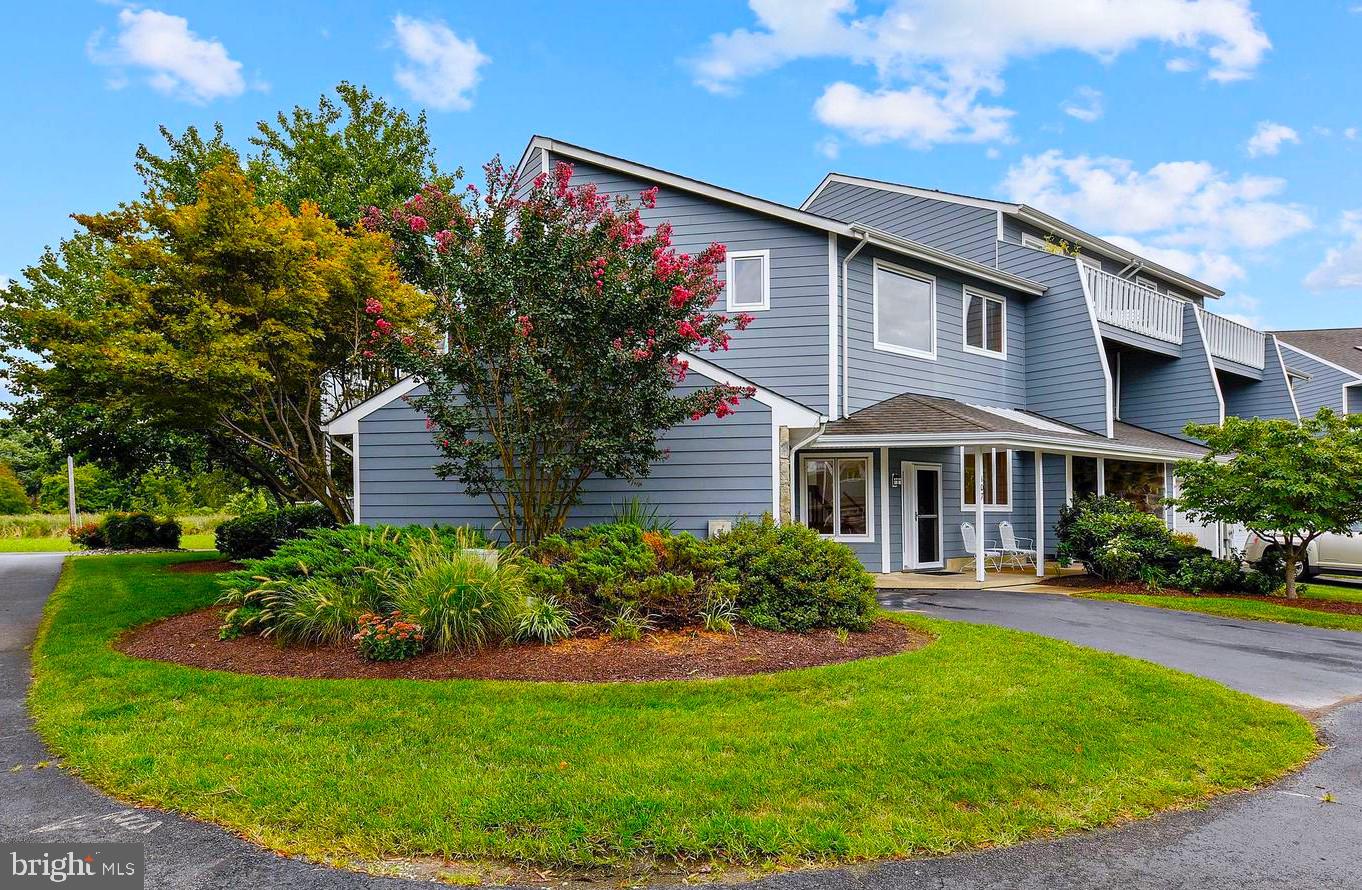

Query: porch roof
813 392 1207 461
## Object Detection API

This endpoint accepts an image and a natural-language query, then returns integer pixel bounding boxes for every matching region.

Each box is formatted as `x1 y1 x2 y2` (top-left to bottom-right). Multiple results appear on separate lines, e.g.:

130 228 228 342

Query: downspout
840 233 871 419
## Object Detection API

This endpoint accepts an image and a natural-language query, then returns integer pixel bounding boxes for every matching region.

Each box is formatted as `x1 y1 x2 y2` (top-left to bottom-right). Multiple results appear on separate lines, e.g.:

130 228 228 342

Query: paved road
3 557 1360 889
879 588 1362 709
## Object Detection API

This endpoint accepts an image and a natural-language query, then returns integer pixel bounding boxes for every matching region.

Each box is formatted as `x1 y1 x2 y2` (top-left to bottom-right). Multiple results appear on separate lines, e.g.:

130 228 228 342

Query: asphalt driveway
3 555 1360 889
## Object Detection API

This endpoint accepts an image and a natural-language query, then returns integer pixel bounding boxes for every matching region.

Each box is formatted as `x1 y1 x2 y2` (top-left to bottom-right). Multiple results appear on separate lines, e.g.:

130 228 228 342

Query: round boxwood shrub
71 512 181 550
711 516 876 632
1056 495 1178 581
214 503 336 560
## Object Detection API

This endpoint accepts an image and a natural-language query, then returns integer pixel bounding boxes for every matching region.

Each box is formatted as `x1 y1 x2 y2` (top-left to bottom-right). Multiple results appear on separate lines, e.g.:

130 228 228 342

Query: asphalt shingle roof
1273 328 1362 377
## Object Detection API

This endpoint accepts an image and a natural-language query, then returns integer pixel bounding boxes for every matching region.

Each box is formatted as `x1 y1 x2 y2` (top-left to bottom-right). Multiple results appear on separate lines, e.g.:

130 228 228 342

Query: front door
902 462 943 569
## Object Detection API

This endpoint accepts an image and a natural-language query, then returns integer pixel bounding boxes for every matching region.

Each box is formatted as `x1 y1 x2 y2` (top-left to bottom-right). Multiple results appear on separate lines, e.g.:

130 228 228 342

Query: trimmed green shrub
214 503 337 560
1169 554 1247 594
1057 496 1177 581
68 512 181 550
711 516 876 632
0 464 29 514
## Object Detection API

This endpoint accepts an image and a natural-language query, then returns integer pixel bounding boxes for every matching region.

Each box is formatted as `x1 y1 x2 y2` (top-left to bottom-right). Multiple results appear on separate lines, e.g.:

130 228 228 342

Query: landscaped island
29 547 1317 882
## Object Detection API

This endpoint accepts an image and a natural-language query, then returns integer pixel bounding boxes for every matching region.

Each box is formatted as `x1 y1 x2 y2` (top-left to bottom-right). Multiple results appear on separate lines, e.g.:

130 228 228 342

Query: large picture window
964 287 1006 356
962 448 1010 509
1105 459 1165 514
873 260 935 359
802 455 873 541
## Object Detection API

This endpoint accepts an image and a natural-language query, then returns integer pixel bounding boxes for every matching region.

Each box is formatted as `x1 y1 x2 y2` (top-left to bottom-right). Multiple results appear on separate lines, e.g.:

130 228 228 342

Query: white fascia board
801 173 1016 214
1277 341 1362 383
811 432 1202 462
1013 207 1224 299
529 137 1048 298
682 352 825 427
323 377 422 435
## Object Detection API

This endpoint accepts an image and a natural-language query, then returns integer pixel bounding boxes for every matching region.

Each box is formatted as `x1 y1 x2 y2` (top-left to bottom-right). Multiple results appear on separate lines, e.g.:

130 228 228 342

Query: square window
726 251 769 311
963 448 1011 509
873 261 935 358
801 455 874 541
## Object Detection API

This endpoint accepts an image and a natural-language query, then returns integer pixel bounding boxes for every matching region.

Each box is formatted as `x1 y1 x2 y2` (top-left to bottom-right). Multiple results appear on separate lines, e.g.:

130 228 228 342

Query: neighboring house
1271 328 1362 418
326 136 1307 576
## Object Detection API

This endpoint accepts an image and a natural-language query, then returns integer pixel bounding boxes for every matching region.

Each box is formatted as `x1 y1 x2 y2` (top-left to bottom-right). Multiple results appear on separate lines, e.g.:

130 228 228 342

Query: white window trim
800 453 875 543
1065 454 1105 502
1135 275 1160 292
962 286 1007 359
1078 254 1103 272
872 258 937 361
725 249 771 312
960 447 1013 513
1021 233 1048 251
901 460 945 570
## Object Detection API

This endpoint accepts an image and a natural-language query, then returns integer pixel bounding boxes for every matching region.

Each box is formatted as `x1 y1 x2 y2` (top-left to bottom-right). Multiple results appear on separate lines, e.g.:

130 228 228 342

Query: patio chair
998 521 1036 569
959 521 1004 573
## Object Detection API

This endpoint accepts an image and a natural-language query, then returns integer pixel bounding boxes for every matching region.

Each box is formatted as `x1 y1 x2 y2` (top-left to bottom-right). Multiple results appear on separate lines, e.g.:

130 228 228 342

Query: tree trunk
1283 543 1299 599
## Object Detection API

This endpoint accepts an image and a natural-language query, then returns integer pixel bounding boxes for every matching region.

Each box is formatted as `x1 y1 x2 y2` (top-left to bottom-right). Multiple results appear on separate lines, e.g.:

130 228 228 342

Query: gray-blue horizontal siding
1001 218 1203 305
808 182 998 266
564 160 831 414
356 377 773 538
1099 323 1183 358
841 242 1029 413
1279 345 1358 417
1220 338 1297 421
1117 303 1221 438
513 147 542 200
996 242 1110 434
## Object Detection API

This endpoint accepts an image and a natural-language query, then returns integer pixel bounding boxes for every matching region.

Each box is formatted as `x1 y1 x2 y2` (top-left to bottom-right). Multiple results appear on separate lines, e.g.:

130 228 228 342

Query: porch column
1034 449 1045 578
974 446 986 583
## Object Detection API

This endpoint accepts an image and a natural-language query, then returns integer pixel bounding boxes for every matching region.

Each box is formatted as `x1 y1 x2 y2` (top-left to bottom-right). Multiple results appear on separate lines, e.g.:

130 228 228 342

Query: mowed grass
1084 582 1362 633
0 533 215 552
29 554 1317 870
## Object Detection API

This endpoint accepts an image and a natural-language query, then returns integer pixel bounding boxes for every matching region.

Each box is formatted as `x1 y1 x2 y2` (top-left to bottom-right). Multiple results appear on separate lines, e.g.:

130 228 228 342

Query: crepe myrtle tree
365 159 757 545
1173 408 1362 598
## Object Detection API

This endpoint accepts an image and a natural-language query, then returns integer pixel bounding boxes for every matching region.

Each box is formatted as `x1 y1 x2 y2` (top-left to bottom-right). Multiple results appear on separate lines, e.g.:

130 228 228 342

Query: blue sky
4 1 1362 333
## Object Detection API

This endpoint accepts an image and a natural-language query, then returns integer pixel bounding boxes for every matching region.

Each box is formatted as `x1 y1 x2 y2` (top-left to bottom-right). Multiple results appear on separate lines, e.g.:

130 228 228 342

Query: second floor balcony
1081 265 1265 371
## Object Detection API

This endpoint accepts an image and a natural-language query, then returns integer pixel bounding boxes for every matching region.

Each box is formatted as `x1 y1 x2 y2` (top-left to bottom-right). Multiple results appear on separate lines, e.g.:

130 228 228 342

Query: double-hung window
726 250 770 312
873 260 936 359
963 288 1006 357
962 448 1010 510
802 455 873 541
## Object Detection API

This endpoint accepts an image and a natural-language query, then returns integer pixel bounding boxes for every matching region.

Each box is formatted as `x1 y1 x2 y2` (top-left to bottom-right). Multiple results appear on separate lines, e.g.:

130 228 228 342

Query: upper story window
873 259 936 360
962 448 1010 510
1078 254 1103 274
1135 276 1159 292
802 454 873 542
963 287 1006 357
726 249 770 312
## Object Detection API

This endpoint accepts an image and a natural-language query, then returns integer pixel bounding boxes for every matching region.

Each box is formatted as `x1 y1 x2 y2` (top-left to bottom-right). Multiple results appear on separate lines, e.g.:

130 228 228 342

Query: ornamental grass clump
512 595 575 645
384 540 526 654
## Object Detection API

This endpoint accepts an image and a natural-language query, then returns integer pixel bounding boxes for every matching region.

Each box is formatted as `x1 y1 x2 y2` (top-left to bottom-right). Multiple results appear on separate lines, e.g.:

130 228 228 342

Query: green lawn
28 554 1316 875
1083 583 1362 633
0 532 215 552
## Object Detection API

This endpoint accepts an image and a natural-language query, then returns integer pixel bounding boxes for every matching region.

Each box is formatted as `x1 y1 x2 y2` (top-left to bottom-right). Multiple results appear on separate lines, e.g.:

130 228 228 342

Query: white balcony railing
1081 266 1185 345
1197 308 1266 370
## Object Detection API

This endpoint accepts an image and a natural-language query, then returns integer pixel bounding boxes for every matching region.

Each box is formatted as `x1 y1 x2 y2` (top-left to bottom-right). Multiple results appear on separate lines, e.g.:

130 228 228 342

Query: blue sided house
326 136 1314 580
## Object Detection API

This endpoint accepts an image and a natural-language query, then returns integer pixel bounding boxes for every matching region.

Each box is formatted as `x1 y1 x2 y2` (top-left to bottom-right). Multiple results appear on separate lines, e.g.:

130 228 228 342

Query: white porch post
974 446 986 583
879 447 891 574
1034 449 1045 578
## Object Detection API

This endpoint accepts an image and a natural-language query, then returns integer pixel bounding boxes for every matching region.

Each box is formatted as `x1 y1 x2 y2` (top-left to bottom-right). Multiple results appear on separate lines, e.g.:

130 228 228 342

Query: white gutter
811 431 1203 462
850 224 1047 295
840 234 870 420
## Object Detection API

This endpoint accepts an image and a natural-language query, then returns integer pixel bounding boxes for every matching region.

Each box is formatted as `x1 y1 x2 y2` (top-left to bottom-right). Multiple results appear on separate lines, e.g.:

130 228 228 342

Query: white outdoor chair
959 521 1004 573
998 521 1036 569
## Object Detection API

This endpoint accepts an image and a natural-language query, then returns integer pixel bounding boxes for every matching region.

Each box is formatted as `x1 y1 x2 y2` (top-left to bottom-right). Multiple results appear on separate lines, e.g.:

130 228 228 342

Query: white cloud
1305 210 1362 290
816 136 841 159
1347 127 1359 141
391 15 488 111
1001 150 1312 289
1245 120 1299 157
691 0 1270 147
1061 86 1104 123
87 8 246 103
1165 57 1198 72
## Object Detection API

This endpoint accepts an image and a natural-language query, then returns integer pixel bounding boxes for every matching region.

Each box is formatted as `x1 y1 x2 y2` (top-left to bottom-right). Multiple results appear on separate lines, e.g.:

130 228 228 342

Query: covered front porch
788 393 1209 583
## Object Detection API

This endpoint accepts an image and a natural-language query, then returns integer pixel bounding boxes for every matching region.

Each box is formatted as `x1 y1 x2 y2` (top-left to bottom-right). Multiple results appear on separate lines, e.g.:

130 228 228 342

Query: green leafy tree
3 163 432 521
0 464 30 513
367 160 756 545
38 463 125 513
1173 408 1362 597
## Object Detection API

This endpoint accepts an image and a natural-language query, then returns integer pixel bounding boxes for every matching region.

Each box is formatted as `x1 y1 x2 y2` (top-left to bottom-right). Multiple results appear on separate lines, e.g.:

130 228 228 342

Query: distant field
0 532 217 552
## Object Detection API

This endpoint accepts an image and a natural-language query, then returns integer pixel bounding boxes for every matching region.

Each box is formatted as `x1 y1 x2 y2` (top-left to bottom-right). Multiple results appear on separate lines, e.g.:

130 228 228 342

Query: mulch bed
116 610 929 682
165 559 242 574
1043 574 1362 616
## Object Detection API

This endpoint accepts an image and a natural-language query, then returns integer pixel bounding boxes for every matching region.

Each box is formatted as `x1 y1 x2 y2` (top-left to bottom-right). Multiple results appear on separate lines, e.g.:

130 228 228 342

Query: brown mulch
165 559 242 574
1043 573 1362 616
116 610 929 682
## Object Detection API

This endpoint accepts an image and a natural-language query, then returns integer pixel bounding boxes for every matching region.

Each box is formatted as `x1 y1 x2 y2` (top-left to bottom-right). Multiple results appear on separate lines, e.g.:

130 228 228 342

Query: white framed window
961 448 1011 511
1078 254 1103 274
1135 276 1159 292
872 259 936 360
1021 233 1049 251
725 249 770 312
801 454 874 542
963 287 1006 357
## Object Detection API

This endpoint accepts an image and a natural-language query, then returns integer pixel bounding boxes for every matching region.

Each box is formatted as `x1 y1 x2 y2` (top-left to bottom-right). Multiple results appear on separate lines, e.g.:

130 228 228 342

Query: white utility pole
66 456 77 527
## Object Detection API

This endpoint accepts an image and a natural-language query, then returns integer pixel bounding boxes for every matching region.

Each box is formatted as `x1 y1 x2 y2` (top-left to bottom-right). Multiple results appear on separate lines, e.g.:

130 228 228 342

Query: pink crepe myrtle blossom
408 215 428 233
375 318 393 334
515 315 533 337
364 298 384 315
640 186 659 209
